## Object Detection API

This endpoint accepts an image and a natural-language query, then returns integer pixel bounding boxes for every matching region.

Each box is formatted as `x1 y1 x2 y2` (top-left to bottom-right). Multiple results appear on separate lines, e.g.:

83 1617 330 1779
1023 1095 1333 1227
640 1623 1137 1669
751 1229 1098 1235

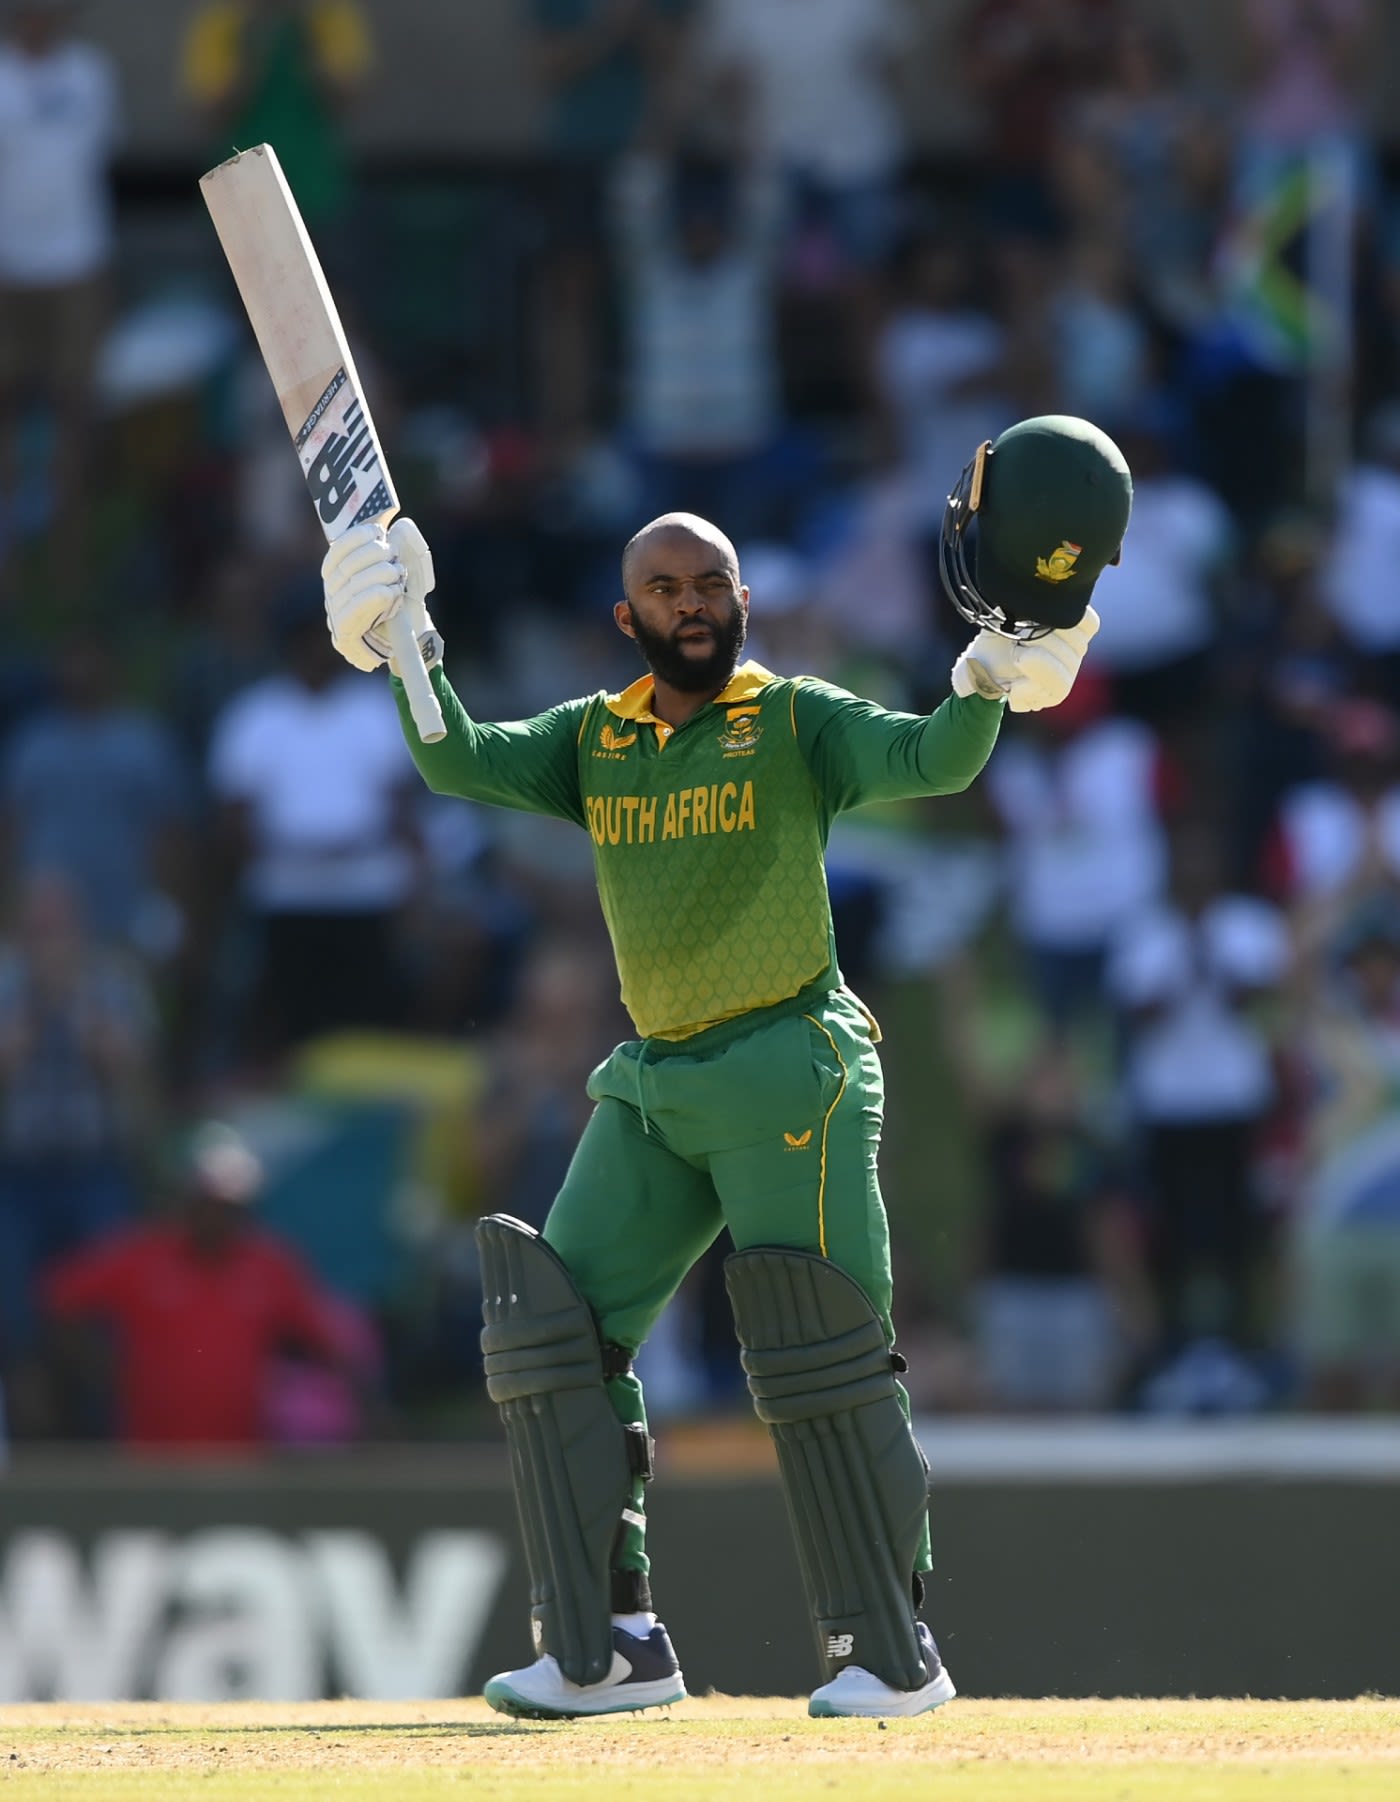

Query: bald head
615 512 749 697
621 513 738 595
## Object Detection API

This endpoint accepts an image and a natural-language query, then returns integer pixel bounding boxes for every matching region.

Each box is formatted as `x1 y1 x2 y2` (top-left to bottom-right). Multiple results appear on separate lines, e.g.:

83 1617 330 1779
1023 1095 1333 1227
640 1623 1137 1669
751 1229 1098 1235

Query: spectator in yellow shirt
181 0 372 226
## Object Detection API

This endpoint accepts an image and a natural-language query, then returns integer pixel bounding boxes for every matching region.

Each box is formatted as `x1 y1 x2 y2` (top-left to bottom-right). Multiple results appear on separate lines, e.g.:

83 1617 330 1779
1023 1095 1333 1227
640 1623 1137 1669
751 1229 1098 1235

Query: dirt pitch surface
1 1698 1397 1801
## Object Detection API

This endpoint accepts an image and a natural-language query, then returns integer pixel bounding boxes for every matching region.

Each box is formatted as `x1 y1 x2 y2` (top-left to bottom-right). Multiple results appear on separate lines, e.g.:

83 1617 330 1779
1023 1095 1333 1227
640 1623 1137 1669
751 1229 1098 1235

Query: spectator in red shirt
43 1121 365 1449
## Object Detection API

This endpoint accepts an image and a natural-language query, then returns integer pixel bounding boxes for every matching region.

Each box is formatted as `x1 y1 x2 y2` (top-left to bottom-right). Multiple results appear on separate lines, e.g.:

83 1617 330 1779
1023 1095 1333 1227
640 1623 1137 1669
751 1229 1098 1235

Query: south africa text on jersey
585 781 756 846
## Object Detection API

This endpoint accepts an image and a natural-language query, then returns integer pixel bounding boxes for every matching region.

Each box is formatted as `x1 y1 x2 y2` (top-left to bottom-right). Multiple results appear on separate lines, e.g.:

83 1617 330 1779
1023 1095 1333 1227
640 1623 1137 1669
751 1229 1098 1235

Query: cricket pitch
1 1697 1396 1800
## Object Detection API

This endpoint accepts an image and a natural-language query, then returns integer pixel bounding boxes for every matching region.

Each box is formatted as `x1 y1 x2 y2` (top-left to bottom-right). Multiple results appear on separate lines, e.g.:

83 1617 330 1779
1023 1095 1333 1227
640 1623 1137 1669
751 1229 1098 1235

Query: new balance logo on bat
297 370 385 528
826 1633 854 1658
784 1130 812 1150
305 396 379 524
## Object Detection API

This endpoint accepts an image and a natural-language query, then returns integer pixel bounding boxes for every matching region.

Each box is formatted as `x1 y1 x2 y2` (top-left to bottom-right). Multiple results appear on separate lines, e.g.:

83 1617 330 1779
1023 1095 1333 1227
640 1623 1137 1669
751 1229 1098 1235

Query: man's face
616 527 748 693
185 1190 248 1257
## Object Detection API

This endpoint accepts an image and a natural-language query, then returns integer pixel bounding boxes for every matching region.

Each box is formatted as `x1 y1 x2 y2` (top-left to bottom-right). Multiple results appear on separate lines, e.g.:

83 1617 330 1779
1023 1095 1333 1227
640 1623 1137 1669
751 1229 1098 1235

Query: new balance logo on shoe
809 1622 956 1719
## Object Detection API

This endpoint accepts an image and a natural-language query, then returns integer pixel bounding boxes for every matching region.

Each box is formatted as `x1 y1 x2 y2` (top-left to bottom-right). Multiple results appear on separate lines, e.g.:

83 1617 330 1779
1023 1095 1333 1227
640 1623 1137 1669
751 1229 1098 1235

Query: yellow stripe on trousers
803 1014 849 1259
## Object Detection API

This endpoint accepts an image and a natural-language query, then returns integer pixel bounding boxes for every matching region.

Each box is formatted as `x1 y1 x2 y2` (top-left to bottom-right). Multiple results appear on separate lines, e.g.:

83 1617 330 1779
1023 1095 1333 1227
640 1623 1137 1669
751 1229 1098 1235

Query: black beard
627 600 746 693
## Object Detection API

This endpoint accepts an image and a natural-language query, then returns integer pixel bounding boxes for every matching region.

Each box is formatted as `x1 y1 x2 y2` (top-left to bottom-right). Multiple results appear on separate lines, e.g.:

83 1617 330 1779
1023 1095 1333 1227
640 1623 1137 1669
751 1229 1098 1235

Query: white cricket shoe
808 1623 956 1719
483 1622 686 1720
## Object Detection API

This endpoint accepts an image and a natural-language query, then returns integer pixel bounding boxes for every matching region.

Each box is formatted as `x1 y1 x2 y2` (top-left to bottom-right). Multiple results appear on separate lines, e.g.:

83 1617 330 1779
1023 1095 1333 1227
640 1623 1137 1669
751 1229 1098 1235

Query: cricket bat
199 143 445 743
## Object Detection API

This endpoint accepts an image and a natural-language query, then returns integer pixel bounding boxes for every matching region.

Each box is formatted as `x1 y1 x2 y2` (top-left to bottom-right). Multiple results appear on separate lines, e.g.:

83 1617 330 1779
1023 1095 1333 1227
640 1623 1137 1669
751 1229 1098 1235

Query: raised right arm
324 517 589 827
390 666 589 828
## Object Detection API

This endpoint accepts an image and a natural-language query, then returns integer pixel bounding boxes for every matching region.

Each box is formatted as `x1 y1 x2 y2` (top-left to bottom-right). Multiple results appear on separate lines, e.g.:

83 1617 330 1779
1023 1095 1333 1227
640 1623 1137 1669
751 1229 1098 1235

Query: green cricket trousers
541 983 921 1577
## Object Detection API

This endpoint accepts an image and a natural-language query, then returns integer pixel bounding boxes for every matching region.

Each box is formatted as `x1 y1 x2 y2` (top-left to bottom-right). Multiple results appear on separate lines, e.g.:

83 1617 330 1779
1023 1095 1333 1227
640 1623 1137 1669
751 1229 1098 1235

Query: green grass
0 1698 1395 1801
8 1778 1400 1800
9 1766 1400 1801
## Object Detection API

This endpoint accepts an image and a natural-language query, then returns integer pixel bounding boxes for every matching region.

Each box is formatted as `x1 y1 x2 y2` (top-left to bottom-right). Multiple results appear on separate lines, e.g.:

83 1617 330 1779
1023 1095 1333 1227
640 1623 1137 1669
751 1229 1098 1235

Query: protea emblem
1035 541 1082 583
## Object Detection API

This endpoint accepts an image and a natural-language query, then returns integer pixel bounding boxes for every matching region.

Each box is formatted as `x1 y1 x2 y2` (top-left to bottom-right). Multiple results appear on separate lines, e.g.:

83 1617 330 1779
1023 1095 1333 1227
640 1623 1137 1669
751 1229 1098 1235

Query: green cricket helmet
939 414 1133 640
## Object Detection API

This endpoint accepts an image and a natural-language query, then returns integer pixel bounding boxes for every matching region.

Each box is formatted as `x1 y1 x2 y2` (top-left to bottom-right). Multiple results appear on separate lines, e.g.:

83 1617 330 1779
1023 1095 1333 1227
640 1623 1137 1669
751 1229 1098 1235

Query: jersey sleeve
791 677 1003 813
391 665 589 827
264 1243 352 1362
43 1237 137 1322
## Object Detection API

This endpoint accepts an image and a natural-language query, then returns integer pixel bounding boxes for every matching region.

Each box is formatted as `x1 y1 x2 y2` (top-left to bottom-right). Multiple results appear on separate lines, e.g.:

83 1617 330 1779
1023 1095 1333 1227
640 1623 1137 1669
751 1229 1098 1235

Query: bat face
201 142 445 742
199 144 398 543
295 367 394 536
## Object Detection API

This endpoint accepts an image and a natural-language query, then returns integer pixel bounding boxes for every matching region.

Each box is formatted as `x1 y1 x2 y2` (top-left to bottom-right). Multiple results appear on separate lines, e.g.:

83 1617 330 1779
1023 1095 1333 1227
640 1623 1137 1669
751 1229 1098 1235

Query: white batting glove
322 518 442 676
951 606 1100 713
382 518 443 677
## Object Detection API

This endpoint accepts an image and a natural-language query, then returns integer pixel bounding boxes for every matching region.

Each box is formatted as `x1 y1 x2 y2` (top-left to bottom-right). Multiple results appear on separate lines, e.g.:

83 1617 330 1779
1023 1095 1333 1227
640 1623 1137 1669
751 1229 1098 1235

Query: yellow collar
606 660 778 724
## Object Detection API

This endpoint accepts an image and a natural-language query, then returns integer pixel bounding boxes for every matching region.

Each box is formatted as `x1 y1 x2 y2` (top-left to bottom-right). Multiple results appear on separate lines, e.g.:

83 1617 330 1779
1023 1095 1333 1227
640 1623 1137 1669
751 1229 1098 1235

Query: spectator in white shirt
1050 235 1154 427
699 0 911 271
1087 410 1235 735
1322 403 1400 700
0 2 120 597
207 582 423 1066
614 147 789 539
986 673 1169 1036
698 0 913 408
1273 699 1400 906
1107 819 1290 1354
873 222 1013 545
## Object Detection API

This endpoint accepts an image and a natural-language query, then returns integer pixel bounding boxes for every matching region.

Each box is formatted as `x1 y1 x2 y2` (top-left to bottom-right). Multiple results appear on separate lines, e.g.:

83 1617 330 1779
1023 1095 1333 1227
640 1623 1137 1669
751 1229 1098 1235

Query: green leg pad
478 1214 631 1686
725 1247 930 1691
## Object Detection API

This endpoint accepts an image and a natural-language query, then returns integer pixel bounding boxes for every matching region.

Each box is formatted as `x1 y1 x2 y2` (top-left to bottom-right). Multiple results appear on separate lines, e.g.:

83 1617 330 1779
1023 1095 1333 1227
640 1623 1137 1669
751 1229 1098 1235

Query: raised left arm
792 678 1004 813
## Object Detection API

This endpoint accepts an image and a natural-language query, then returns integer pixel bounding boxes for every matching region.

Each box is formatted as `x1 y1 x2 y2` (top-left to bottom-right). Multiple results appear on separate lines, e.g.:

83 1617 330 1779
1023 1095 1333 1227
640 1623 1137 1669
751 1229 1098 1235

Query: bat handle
385 609 446 743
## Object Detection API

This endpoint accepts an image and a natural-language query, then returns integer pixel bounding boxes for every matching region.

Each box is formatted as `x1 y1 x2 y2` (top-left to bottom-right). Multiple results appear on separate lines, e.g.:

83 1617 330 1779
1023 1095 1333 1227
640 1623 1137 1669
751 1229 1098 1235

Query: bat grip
385 609 446 743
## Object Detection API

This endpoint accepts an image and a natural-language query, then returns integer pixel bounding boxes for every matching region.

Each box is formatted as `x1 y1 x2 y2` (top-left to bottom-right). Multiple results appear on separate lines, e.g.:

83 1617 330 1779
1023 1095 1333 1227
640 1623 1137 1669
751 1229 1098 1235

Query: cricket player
321 414 1132 1718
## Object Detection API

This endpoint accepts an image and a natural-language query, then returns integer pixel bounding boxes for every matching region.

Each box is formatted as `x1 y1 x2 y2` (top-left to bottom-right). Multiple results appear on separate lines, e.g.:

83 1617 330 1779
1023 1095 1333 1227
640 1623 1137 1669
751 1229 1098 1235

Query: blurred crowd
3 0 1400 1450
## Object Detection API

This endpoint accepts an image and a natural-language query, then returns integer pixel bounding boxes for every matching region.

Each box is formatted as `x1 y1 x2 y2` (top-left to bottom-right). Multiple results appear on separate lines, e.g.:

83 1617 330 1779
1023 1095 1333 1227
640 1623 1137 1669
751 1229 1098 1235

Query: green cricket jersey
394 661 1002 1041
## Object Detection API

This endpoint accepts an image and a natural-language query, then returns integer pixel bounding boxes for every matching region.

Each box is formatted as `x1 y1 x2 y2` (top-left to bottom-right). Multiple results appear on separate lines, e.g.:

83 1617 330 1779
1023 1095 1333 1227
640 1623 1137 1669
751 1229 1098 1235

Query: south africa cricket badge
719 708 763 753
